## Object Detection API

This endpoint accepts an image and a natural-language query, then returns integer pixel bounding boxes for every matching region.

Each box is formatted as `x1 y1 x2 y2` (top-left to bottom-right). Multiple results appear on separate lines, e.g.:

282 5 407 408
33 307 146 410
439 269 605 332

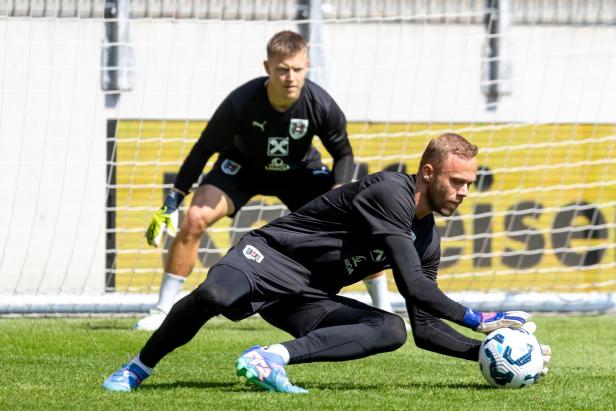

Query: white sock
263 344 290 364
155 272 186 313
132 354 153 375
364 274 393 312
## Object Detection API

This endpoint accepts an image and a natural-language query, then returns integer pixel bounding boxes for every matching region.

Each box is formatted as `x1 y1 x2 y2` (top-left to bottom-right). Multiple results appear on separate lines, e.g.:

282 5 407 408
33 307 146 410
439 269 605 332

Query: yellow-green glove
145 190 184 247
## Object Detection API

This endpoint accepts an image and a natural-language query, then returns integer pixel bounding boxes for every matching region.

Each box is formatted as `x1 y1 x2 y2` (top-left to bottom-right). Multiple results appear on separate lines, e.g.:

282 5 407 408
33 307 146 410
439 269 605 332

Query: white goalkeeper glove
463 309 531 334
145 190 185 247
521 321 552 376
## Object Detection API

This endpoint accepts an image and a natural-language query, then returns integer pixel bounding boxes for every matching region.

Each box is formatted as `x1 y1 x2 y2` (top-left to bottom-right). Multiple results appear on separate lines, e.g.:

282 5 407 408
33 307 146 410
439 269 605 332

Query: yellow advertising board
111 120 616 294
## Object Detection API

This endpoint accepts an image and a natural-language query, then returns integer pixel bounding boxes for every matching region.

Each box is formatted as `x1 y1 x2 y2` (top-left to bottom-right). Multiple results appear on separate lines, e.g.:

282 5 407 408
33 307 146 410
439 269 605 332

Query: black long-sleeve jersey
173 77 355 194
247 171 481 360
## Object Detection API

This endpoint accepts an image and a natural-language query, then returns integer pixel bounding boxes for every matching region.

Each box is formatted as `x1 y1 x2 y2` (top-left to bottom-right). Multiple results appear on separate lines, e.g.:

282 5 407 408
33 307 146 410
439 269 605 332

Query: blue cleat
235 345 308 394
102 362 150 392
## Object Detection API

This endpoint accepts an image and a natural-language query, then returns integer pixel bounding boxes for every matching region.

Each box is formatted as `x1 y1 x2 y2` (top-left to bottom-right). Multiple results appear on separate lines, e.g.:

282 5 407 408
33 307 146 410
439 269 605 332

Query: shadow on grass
141 380 241 391
140 379 488 392
299 380 489 391
82 321 137 331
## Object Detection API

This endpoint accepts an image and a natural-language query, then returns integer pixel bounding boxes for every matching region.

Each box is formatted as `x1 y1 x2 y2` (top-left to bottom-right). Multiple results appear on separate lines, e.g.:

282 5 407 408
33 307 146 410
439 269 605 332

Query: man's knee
375 313 407 352
181 207 214 237
193 282 234 313
192 265 251 314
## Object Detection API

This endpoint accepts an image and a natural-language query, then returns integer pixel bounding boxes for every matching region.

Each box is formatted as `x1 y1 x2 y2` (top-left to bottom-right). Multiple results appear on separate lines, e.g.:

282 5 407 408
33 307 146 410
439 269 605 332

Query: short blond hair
419 133 478 173
266 31 308 59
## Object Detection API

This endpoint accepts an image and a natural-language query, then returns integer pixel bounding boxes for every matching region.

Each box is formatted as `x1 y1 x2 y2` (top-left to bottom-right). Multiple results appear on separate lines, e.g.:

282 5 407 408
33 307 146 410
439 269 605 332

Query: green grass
1 315 615 410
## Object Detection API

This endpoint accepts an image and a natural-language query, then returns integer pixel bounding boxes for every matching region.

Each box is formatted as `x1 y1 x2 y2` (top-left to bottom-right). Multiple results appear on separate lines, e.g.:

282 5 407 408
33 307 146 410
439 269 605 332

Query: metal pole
297 0 326 86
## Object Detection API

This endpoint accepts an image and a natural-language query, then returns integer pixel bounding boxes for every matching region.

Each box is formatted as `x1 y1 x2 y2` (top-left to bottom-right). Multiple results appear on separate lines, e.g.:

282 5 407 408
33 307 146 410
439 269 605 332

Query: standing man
104 133 546 393
137 30 394 331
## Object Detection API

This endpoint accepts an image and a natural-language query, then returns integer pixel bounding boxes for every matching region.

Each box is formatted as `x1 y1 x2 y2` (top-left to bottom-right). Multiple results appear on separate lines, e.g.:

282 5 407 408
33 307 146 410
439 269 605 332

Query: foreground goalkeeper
103 134 537 393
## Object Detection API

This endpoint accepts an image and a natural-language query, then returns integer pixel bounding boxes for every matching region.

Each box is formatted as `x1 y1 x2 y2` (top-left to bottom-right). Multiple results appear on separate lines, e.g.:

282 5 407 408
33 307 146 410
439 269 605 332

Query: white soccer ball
478 327 543 388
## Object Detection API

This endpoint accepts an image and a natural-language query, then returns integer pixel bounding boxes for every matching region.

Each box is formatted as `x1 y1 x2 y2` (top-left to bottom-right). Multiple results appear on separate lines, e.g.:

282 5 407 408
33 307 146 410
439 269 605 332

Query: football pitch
2 315 615 410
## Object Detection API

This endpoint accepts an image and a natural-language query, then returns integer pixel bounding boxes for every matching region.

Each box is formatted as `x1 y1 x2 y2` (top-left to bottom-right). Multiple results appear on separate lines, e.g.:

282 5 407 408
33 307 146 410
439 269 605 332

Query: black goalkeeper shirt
174 77 354 193
249 171 467 324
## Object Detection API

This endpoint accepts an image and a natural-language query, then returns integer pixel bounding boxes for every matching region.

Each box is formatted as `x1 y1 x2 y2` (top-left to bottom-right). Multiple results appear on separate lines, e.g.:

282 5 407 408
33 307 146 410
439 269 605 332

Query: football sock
263 344 290 364
155 272 186 313
364 274 393 312
132 354 153 375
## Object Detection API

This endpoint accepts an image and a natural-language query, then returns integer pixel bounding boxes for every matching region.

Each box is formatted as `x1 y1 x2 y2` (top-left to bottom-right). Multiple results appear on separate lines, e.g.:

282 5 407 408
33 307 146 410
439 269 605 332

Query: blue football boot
235 345 308 394
102 362 150 392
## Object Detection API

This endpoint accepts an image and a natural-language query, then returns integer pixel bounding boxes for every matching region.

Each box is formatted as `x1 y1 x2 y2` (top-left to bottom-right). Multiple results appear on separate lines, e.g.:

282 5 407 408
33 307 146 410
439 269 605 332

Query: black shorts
200 156 334 214
211 234 337 319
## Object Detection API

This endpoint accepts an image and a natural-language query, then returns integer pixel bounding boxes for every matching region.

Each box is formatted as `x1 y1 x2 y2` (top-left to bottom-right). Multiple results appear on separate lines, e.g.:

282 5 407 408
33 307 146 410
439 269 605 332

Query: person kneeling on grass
102 133 548 394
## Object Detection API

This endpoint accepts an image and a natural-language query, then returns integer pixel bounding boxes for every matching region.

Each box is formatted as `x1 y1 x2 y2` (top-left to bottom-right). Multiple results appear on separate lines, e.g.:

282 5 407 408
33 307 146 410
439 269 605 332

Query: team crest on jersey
267 137 289 156
243 245 264 263
289 118 309 140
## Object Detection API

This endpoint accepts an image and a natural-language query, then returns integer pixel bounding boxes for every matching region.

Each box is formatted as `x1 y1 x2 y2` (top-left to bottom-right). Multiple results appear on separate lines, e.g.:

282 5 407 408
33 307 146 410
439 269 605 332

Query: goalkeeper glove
145 190 185 247
521 321 551 376
462 309 531 334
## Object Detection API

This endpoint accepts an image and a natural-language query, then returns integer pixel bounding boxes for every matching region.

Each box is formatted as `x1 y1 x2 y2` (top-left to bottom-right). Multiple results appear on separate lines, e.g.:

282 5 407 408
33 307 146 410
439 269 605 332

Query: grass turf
1 315 615 410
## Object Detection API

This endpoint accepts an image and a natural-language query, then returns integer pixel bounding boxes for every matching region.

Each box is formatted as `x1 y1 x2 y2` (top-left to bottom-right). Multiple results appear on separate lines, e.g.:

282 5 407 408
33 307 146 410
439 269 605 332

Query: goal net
1 0 615 314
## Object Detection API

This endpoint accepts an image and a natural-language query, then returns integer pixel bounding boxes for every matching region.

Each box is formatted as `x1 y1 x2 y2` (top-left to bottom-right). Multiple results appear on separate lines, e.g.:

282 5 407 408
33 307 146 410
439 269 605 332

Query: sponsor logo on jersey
252 120 267 132
344 255 367 274
264 157 290 171
267 137 289 156
221 158 242 175
243 245 264 263
369 249 385 262
289 118 309 140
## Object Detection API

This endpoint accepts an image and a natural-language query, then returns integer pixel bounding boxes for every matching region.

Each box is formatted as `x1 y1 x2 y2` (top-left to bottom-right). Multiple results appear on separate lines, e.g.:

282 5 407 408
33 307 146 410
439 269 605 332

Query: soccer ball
478 327 543 388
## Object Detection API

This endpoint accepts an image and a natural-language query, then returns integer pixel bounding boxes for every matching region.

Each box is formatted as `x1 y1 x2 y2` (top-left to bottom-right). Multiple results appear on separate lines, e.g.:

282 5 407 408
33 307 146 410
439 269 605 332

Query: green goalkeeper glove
145 190 185 247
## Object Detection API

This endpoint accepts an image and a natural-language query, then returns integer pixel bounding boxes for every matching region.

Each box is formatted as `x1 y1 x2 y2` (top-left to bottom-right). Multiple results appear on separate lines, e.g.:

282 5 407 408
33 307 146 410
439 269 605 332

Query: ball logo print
478 328 543 388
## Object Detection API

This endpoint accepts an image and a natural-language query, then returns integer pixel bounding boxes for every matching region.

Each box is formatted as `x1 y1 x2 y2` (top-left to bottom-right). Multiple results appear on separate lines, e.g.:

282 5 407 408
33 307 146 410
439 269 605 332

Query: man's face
426 154 477 216
264 50 309 104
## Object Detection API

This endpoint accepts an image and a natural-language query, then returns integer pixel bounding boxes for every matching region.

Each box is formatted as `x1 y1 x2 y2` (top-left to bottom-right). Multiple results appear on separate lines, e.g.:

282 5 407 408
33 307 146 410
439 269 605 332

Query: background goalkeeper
137 30 394 330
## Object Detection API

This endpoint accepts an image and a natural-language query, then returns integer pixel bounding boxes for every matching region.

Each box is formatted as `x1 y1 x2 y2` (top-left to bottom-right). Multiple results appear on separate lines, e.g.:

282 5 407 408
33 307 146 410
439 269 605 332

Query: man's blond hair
419 133 478 173
266 31 308 59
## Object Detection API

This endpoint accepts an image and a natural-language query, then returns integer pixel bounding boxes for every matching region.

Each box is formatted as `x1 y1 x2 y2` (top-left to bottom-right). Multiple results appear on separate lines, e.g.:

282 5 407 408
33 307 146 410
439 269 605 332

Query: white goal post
1 0 615 314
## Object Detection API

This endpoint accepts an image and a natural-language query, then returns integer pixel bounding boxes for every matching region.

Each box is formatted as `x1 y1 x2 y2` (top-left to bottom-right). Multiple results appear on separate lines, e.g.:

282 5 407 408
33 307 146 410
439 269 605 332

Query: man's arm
145 96 238 247
382 234 468 323
382 234 530 333
317 99 355 185
408 300 482 361
173 97 238 194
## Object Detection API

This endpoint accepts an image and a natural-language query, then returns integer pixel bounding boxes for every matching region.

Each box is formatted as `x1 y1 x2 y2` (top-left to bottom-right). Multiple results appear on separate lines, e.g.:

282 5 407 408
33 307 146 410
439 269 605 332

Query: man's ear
422 164 434 182
263 60 270 75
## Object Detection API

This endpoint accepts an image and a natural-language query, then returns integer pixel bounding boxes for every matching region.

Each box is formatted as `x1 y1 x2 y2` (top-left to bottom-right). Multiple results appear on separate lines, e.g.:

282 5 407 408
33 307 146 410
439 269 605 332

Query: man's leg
103 265 252 391
260 295 407 364
234 295 406 393
363 271 394 312
134 184 235 331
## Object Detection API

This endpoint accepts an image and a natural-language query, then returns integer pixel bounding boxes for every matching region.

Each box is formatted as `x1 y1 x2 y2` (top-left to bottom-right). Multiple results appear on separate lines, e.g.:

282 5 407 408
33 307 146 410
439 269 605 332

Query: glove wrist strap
462 308 482 329
163 190 185 213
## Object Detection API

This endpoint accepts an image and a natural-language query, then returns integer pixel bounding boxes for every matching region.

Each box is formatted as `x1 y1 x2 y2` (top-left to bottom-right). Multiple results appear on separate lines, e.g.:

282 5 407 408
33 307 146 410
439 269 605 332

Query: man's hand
463 309 531 334
145 190 185 247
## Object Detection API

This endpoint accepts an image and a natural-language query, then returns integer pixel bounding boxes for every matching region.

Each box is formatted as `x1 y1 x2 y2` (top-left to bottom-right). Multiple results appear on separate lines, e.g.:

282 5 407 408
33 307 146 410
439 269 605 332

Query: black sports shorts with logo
209 234 376 336
200 155 334 215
